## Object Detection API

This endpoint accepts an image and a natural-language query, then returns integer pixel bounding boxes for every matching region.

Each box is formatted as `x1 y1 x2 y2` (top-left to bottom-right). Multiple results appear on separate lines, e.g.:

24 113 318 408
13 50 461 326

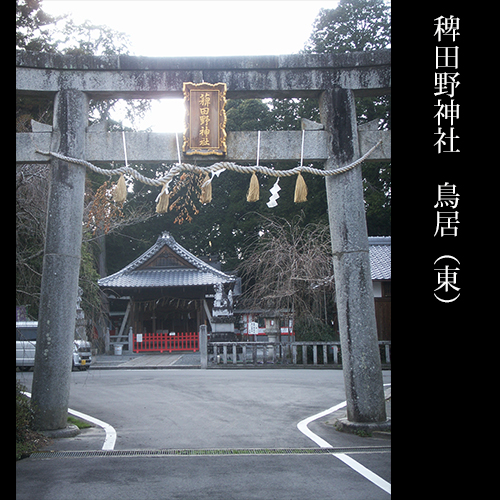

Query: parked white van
16 321 92 371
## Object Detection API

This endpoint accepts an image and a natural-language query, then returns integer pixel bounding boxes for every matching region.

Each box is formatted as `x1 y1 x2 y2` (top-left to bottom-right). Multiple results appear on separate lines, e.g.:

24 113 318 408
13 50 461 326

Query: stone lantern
264 313 280 343
211 283 235 341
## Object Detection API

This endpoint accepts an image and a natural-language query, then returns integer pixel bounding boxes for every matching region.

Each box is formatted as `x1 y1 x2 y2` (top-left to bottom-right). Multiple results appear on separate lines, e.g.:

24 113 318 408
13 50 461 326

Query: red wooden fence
133 332 199 353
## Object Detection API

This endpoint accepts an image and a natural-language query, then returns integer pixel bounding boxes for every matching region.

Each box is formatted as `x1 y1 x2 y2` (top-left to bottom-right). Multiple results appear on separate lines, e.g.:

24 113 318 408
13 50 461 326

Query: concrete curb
39 424 80 439
324 386 391 436
332 418 391 435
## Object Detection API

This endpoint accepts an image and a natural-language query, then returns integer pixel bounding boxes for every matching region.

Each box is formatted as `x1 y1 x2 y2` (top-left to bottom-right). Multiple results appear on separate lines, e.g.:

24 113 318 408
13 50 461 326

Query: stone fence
201 339 391 368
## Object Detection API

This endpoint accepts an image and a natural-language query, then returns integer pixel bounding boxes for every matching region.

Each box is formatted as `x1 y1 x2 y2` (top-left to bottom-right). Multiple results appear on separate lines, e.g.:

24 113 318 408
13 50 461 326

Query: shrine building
98 231 237 352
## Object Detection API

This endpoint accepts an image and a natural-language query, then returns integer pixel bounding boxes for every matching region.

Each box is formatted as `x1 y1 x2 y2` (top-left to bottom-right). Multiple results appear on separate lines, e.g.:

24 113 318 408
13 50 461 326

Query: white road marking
66 407 117 451
335 452 391 494
22 391 117 451
296 401 347 448
296 387 391 495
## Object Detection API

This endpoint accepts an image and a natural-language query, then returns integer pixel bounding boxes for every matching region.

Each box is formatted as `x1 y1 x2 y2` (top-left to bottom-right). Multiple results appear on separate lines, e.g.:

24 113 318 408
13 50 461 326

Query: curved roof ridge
98 232 234 288
155 231 232 278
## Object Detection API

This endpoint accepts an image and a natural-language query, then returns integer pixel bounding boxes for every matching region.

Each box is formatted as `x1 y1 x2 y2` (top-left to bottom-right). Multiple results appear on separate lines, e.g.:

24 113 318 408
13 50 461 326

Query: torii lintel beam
16 127 390 165
16 50 391 99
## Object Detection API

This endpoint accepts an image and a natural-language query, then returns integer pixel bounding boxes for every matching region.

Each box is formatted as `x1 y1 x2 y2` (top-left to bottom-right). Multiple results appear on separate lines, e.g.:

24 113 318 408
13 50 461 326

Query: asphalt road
16 368 391 499
17 453 391 500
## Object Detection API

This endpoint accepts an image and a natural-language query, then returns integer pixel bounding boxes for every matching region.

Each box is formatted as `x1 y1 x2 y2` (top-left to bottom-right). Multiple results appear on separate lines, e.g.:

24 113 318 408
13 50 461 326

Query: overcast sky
42 0 340 131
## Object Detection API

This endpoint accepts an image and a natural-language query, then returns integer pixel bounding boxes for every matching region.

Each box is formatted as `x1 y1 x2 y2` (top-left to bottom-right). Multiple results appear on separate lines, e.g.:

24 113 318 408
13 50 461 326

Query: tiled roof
98 269 232 288
98 232 235 289
368 236 391 280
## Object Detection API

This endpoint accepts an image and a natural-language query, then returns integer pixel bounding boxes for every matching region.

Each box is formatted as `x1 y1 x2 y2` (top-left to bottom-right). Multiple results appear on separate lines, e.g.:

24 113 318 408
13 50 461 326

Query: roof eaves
97 232 235 288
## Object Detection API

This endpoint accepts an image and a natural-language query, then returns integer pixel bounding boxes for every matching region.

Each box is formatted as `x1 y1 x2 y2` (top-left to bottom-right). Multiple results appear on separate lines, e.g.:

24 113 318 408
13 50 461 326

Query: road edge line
296 390 391 495
21 391 117 451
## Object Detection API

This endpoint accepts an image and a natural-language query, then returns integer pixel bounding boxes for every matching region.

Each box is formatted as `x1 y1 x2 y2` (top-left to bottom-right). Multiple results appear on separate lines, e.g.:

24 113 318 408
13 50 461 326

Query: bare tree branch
237 214 336 330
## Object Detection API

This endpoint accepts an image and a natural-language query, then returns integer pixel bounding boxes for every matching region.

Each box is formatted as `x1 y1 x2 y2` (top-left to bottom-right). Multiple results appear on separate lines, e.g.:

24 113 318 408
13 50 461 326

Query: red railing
133 332 199 353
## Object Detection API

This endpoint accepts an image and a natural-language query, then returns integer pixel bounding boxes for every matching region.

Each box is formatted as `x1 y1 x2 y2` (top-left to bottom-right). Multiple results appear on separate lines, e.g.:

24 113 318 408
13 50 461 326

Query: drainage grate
30 446 390 459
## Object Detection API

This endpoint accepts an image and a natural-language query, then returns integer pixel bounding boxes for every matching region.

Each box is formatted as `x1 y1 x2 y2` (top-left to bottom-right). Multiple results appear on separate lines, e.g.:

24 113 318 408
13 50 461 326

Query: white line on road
335 452 391 494
296 388 391 495
296 401 347 448
22 392 117 451
66 407 117 451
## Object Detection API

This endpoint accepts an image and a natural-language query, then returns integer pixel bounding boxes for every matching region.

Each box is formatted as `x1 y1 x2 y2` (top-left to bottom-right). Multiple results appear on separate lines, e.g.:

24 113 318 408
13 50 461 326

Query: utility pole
32 90 88 430
320 88 388 429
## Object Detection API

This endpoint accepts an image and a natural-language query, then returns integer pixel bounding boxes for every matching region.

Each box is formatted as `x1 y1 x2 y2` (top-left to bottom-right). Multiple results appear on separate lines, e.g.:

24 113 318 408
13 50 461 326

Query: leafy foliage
303 0 391 54
86 180 124 236
15 1 151 324
51 18 131 56
226 99 275 131
16 0 391 334
16 381 48 460
16 0 60 52
303 0 392 237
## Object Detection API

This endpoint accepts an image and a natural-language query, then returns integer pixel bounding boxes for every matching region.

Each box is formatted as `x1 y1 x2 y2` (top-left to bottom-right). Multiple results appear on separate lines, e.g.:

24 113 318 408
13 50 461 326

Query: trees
16 0 59 53
238 215 337 340
236 1 392 240
15 0 150 321
230 0 391 337
16 164 48 318
303 0 391 54
226 99 275 131
16 0 391 329
304 0 392 237
106 2 391 291
303 0 392 133
103 93 330 275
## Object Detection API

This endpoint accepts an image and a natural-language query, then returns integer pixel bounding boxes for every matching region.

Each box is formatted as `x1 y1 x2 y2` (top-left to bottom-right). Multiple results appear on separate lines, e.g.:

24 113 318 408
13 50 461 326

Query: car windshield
16 327 37 341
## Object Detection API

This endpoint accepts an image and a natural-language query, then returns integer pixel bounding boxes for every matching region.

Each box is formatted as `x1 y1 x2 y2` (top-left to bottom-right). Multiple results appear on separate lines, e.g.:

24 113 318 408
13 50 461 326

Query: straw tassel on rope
155 184 170 213
157 133 182 213
113 174 127 204
247 172 260 202
199 173 212 204
294 172 308 203
294 129 307 203
35 139 383 211
247 131 261 202
113 131 129 205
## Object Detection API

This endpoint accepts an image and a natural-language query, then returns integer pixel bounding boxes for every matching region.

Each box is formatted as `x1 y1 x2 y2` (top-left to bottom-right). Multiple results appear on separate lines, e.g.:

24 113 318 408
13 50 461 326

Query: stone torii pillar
320 88 389 430
31 90 88 430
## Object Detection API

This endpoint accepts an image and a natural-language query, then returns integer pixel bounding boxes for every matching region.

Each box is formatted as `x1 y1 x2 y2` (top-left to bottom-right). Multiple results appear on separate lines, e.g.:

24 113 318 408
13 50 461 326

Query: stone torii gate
16 49 391 432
